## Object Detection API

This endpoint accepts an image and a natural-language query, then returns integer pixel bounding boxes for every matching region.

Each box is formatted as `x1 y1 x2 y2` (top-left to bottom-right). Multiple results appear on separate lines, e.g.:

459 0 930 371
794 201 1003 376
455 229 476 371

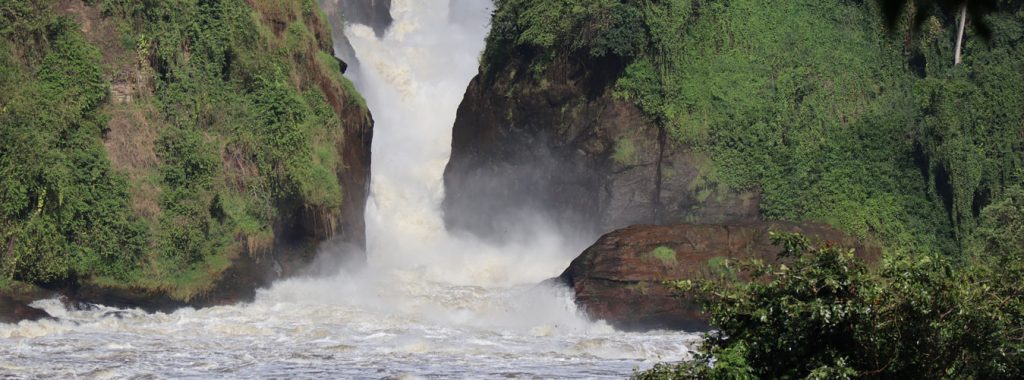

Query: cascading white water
0 1 697 378
350 0 585 287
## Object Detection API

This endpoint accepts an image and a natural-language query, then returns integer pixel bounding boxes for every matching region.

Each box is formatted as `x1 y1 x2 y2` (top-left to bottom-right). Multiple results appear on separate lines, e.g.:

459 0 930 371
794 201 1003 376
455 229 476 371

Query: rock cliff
0 0 374 317
443 0 978 255
444 54 759 239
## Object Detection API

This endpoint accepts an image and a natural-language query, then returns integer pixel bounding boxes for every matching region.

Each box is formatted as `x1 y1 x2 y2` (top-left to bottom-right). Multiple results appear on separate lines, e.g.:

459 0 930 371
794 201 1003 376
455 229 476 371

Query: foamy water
0 289 696 378
0 1 698 378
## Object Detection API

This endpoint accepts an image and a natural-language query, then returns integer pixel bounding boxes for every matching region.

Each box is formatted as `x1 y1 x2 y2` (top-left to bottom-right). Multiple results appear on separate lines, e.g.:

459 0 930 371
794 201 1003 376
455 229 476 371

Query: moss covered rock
557 222 879 331
0 0 372 312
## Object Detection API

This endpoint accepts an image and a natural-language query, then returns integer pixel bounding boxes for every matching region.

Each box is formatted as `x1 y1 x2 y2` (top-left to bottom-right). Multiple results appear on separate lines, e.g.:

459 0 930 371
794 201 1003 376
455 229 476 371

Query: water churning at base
267 0 603 335
350 0 584 287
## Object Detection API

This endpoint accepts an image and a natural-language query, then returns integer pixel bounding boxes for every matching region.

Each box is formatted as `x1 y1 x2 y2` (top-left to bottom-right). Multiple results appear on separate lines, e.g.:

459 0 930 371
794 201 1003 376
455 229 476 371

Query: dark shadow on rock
0 293 52 324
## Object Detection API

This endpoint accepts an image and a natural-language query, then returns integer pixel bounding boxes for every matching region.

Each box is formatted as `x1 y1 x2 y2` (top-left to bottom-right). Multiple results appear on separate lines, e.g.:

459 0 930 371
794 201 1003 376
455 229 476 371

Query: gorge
2 0 1023 378
1 1 695 377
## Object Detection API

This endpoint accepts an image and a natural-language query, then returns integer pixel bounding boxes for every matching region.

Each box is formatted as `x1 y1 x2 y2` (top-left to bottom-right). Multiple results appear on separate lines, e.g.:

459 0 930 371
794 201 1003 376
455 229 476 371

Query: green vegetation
484 0 650 76
911 8 1024 239
484 0 1023 377
0 0 363 299
648 246 677 265
635 202 1024 378
619 0 944 251
1 4 146 284
612 137 638 165
485 0 1024 255
880 0 1001 66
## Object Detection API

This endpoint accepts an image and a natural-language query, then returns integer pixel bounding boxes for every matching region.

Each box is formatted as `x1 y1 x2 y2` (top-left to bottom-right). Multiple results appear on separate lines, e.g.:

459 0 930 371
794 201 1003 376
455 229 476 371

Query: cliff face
444 0 1019 254
444 54 758 239
0 0 373 314
93 0 374 307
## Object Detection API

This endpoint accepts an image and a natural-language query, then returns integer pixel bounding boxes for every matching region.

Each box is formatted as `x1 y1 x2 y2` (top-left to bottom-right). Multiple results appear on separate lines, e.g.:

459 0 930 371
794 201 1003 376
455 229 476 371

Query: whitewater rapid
0 1 698 378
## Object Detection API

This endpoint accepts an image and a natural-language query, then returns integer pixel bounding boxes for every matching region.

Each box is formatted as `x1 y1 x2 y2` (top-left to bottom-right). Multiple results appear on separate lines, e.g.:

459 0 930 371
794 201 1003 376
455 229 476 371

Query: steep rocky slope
441 0 876 240
445 0 1023 252
0 0 373 316
444 53 758 239
446 0 1022 334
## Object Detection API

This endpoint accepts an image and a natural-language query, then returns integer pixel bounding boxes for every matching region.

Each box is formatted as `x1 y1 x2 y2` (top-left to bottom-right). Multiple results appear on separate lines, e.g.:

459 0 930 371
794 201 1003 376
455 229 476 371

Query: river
0 1 697 378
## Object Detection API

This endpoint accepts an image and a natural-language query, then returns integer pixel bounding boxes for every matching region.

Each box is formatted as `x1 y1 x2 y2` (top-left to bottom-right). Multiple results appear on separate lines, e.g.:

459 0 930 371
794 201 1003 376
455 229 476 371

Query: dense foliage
911 6 1024 239
634 198 1024 379
484 0 653 75
0 0 363 298
482 0 1023 377
484 0 1024 255
1 3 147 283
619 0 952 252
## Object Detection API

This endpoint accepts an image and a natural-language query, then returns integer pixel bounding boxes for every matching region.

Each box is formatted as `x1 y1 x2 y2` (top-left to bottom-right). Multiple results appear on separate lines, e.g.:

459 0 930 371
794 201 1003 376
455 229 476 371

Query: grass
0 276 11 293
625 281 651 295
303 143 343 207
483 0 1011 254
317 50 367 110
0 277 43 298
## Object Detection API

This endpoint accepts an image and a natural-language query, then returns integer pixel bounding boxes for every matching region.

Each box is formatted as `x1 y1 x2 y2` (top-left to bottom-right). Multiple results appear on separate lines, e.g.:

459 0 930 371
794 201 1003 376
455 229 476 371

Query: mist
264 0 598 329
0 2 696 377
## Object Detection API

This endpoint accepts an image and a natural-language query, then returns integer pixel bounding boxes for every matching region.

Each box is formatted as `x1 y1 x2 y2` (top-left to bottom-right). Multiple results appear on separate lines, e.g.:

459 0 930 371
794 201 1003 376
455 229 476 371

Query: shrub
483 0 662 76
2 0 357 295
637 227 1024 379
0 11 146 284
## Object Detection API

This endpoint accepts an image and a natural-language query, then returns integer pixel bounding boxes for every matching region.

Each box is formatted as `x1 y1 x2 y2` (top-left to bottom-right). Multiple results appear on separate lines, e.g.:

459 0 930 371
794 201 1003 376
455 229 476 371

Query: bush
911 16 1024 239
483 0 665 76
637 225 1024 379
485 0 1005 254
2 0 356 295
0 12 146 284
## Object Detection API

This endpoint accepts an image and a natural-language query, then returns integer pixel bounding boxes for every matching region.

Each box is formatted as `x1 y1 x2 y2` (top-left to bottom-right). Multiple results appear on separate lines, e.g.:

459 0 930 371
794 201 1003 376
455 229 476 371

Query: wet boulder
557 222 880 332
0 293 51 324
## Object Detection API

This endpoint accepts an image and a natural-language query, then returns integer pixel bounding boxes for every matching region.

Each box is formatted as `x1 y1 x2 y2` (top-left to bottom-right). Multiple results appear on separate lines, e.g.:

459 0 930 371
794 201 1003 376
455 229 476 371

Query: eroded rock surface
444 56 759 241
558 222 880 331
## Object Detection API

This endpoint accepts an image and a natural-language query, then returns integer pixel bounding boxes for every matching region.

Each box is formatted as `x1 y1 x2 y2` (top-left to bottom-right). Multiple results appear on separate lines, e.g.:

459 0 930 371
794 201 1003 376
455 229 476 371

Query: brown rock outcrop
558 222 880 332
0 299 50 324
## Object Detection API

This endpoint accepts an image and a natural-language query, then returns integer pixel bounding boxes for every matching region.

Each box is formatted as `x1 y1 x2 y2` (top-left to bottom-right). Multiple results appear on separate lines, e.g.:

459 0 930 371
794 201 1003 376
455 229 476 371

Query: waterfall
259 0 599 331
346 0 588 286
0 2 696 377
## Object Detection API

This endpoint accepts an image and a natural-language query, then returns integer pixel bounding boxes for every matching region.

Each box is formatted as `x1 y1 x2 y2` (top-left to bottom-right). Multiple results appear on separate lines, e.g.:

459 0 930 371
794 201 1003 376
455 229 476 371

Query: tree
878 0 999 65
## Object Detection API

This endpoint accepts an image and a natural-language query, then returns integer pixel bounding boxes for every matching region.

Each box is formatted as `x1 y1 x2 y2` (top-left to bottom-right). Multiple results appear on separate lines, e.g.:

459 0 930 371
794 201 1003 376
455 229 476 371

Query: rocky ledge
558 222 880 331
